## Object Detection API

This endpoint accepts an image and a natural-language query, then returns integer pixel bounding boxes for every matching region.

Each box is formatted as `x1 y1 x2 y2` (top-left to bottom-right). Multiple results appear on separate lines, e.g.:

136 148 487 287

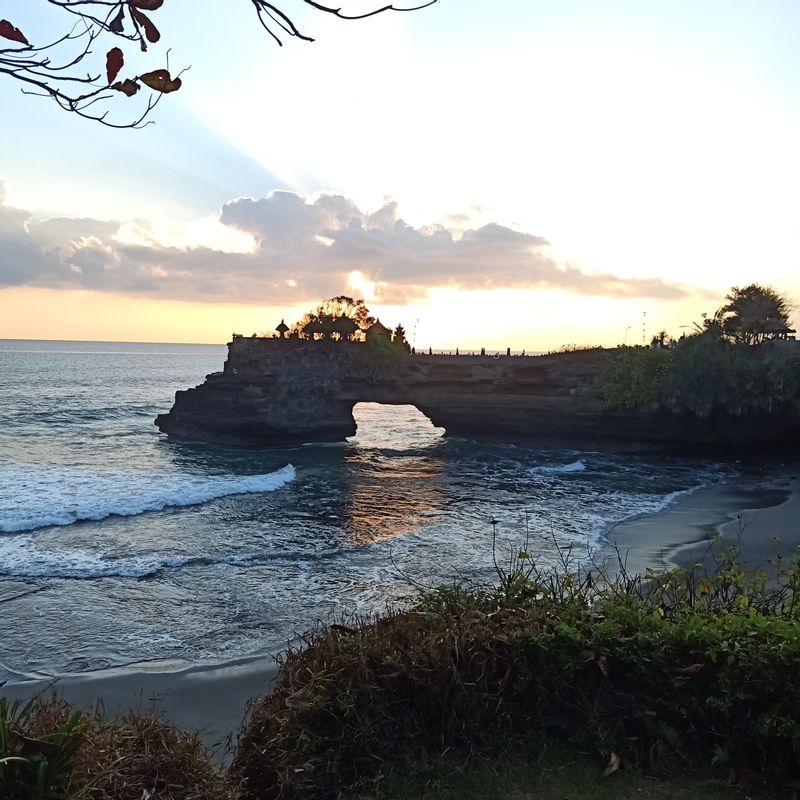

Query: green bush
233 548 800 799
603 336 800 416
601 346 673 410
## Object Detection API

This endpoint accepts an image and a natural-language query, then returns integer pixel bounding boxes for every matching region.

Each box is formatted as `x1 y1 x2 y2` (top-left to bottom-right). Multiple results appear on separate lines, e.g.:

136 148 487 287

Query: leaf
112 78 140 97
131 9 160 43
109 6 125 33
601 751 621 779
106 47 124 84
131 0 165 9
0 19 29 45
138 69 181 93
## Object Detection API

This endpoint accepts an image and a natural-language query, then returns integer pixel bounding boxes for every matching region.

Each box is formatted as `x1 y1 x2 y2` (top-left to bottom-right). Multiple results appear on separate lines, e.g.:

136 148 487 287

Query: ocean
0 339 725 681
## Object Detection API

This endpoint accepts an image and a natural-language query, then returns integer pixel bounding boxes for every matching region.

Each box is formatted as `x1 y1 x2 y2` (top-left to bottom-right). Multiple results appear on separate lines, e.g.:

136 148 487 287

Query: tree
0 1 436 127
716 284 793 345
650 330 670 349
392 323 410 351
291 296 376 340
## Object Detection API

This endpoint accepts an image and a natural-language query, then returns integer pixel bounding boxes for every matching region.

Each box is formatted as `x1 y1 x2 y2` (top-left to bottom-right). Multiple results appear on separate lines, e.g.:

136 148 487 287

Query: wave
531 459 586 474
0 542 350 580
0 544 258 579
0 464 295 533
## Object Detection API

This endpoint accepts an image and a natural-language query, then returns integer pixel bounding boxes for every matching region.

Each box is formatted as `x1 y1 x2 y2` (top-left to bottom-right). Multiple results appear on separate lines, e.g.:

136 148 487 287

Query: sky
1 0 799 349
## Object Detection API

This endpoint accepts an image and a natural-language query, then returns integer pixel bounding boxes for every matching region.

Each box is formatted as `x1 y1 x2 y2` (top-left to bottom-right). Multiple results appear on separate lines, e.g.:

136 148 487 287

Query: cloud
0 186 692 304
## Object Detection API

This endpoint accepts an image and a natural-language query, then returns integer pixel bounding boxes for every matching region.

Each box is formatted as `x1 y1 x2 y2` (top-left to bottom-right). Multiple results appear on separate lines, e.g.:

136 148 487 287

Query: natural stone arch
155 336 800 450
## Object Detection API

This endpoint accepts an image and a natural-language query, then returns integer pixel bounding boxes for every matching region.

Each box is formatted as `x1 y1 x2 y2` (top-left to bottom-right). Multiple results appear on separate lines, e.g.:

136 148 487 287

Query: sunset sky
1 0 799 350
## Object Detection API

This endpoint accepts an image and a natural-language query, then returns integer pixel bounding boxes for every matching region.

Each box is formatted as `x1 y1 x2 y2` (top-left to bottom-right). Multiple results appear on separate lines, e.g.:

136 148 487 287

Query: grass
355 745 791 800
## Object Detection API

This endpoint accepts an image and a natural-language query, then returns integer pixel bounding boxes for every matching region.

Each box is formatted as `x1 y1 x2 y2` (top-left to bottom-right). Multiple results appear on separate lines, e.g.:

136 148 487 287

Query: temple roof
302 319 324 335
365 319 391 335
331 315 360 335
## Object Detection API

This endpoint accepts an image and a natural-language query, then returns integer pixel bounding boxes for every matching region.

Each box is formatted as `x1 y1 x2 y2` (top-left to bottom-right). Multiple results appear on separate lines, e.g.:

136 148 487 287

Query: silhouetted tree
0 1 436 127
693 285 793 345
650 330 670 348
292 296 376 340
392 323 410 352
717 285 792 345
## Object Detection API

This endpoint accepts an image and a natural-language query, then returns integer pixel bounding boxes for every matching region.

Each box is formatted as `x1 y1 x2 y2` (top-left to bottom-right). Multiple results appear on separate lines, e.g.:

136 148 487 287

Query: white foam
531 459 586 474
0 464 295 533
0 540 257 579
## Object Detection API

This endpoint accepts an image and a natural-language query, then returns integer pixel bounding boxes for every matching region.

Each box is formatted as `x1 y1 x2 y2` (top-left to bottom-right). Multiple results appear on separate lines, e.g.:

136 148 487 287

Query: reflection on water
343 404 445 544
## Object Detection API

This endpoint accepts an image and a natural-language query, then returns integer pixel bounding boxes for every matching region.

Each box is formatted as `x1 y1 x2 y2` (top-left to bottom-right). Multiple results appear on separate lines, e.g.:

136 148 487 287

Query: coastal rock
155 337 800 450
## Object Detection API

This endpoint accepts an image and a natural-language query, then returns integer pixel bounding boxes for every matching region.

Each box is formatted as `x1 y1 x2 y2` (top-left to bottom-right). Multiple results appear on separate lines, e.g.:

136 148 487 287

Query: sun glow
348 271 378 302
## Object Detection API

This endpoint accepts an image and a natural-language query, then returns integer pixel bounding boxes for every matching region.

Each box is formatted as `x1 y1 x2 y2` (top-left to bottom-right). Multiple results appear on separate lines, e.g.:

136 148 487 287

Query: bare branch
1 0 437 127
302 0 438 21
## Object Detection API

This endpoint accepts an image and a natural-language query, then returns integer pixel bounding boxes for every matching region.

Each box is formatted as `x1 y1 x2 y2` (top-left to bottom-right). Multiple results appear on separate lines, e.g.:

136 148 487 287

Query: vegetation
290 296 376 341
231 544 800 799
604 334 800 415
287 296 411 354
602 346 672 409
0 696 235 799
5 537 800 800
363 744 782 800
603 284 799 415
709 284 794 345
0 1 436 127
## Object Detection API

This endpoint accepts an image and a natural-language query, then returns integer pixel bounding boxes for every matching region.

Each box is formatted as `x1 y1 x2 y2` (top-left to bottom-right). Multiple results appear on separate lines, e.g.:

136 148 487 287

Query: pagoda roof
331 314 360 334
365 319 391 335
302 319 324 334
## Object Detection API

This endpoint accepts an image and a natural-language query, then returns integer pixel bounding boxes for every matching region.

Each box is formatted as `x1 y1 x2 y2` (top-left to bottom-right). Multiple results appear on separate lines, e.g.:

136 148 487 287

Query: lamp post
624 325 631 345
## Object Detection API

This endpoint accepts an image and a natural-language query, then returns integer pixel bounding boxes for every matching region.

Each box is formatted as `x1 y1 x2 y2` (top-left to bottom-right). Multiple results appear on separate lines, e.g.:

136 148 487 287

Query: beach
607 461 800 576
3 460 798 752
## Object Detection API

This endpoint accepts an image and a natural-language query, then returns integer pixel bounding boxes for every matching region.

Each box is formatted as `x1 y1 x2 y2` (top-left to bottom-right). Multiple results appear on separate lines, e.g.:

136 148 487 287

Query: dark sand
607 464 800 576
1 655 276 762
4 463 799 751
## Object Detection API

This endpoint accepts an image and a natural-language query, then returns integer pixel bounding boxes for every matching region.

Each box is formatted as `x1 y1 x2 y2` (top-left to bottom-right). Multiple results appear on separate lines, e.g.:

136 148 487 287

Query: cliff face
154 338 800 450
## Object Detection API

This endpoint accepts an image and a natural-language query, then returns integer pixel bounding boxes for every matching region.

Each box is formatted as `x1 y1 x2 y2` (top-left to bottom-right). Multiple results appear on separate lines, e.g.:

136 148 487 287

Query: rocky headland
154 336 800 450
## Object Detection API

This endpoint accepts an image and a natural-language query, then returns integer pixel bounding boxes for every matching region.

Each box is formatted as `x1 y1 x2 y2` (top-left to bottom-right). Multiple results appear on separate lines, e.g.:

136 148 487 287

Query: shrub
601 346 673 410
603 335 800 416
0 697 236 800
233 547 800 798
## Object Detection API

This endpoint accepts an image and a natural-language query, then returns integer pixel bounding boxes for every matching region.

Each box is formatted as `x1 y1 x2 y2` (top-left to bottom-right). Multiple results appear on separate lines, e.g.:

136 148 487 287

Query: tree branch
1 0 437 127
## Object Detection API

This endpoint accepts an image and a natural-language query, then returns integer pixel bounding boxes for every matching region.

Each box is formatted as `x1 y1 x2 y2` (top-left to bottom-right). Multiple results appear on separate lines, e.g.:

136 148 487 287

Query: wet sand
606 463 800 576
